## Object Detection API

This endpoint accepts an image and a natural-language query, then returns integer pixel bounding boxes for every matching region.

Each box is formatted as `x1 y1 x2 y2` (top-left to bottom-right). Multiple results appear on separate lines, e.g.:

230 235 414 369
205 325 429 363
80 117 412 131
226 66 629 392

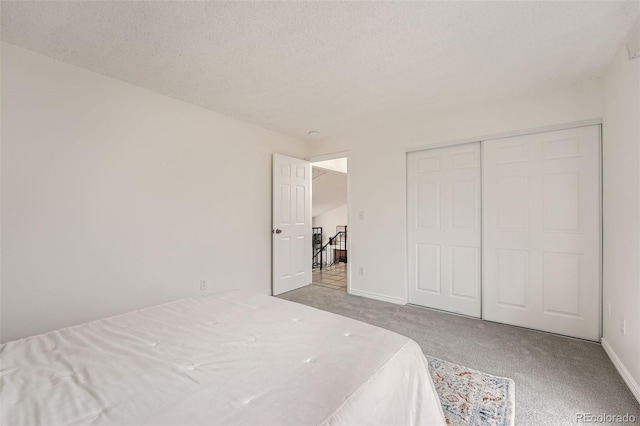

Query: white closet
407 125 601 341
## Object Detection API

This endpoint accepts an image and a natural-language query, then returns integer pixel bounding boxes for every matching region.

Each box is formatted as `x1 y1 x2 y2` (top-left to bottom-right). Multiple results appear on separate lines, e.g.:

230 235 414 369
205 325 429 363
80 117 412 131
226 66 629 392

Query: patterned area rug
427 356 515 426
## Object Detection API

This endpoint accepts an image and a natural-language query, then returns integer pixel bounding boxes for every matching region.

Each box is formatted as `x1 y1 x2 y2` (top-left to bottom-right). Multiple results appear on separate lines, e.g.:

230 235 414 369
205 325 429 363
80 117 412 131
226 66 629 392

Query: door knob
273 229 282 234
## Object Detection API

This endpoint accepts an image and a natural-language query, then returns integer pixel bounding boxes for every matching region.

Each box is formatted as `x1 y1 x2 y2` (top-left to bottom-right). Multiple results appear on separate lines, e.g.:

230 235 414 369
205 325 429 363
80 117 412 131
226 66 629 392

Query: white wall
306 81 603 304
312 204 347 246
0 43 304 342
311 169 347 218
602 27 640 398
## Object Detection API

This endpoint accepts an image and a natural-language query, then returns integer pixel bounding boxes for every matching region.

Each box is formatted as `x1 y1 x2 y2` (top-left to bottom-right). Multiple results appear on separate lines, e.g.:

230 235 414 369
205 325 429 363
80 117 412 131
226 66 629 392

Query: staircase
312 227 347 270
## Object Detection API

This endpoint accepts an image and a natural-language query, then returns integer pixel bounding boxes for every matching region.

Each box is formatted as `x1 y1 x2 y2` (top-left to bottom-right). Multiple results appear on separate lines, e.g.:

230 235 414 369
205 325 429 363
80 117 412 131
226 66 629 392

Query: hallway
311 263 347 291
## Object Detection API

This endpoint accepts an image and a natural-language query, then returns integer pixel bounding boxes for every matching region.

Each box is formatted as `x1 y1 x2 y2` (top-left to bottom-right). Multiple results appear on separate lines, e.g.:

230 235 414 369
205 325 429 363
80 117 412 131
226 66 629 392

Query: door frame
306 151 352 294
405 118 603 153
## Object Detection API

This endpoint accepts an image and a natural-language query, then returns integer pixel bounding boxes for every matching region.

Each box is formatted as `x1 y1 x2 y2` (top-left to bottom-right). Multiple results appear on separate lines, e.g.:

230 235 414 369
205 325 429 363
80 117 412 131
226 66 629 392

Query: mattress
1 290 445 425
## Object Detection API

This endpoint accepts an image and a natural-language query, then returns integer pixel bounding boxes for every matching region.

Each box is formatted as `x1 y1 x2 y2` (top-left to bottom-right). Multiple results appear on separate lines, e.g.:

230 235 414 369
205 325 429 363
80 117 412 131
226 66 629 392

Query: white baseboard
348 288 406 305
601 337 640 404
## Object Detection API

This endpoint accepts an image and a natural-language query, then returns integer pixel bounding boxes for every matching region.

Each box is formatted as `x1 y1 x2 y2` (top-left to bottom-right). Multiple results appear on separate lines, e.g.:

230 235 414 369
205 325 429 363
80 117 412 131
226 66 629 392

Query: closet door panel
482 126 600 341
408 143 481 317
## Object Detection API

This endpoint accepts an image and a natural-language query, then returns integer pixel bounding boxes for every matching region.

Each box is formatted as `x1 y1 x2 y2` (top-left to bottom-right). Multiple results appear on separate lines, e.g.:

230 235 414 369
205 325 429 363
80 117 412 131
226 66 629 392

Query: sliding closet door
482 126 600 341
407 143 481 318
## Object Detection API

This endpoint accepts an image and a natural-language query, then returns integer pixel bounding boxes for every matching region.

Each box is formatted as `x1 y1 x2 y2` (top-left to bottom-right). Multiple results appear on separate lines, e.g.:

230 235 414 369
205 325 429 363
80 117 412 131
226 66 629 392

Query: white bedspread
1 290 445 425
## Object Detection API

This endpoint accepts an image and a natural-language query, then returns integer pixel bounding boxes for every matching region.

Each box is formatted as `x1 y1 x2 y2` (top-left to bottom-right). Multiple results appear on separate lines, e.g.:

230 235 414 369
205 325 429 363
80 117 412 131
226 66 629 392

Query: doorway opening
310 155 349 292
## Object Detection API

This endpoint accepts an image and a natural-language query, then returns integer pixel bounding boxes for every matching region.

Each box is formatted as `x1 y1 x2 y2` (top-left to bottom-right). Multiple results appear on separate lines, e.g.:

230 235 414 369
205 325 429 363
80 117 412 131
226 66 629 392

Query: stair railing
312 230 347 270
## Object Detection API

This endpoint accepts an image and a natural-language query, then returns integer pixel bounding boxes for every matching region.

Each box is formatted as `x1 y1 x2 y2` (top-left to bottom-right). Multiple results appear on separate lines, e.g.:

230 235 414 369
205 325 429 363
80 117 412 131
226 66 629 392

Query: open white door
272 154 312 296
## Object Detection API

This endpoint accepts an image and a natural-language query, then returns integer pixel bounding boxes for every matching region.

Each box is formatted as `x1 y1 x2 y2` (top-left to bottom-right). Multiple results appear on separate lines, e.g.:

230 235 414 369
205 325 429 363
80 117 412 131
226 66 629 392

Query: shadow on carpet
427 356 515 426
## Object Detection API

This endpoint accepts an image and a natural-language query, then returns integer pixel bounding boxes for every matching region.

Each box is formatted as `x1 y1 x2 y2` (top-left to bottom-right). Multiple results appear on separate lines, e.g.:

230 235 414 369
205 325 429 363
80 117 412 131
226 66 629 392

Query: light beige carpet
278 285 640 425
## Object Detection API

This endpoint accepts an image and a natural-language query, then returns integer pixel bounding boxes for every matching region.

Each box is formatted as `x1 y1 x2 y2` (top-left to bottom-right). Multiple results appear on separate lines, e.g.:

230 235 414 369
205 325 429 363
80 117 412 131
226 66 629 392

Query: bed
1 290 446 425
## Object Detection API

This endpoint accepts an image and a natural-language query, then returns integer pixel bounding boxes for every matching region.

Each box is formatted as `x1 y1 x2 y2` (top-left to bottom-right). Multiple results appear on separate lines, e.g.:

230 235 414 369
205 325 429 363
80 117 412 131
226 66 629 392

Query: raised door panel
450 246 480 300
278 237 291 280
495 249 529 309
543 173 580 232
279 184 291 225
497 176 528 231
542 252 582 318
417 181 441 229
451 180 479 230
416 244 441 294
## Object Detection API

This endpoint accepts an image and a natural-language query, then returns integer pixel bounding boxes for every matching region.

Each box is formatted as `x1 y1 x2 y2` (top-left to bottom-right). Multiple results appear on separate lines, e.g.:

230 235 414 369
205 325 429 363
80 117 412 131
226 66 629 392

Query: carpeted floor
278 285 640 426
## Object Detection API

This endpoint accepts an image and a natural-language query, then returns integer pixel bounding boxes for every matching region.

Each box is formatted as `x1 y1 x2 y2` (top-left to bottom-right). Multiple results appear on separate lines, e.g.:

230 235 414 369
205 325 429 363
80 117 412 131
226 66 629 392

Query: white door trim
405 118 603 153
307 151 351 294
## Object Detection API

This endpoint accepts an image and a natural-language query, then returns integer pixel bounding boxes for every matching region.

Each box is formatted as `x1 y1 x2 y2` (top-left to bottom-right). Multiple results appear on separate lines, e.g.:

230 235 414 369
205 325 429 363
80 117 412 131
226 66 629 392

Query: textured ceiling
2 1 639 140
